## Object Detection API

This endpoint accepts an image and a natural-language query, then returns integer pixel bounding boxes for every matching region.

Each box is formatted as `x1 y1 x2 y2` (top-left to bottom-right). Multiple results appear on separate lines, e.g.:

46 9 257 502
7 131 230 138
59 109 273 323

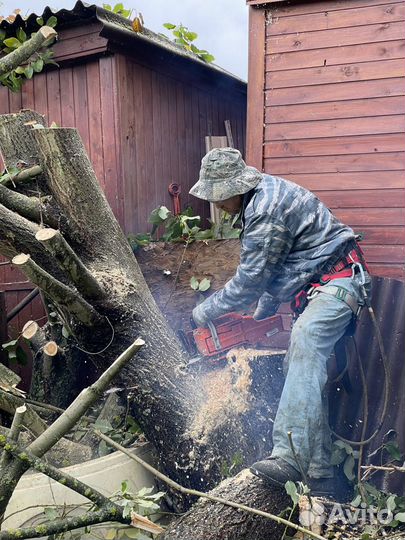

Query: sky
0 0 249 79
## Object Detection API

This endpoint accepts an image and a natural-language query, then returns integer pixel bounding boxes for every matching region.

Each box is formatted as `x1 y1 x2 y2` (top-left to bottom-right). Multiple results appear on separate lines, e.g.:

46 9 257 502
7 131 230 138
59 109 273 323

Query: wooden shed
246 0 405 279
0 2 247 385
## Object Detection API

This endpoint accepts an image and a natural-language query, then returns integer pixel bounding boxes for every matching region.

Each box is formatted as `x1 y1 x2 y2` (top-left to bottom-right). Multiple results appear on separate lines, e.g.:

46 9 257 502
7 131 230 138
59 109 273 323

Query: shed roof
1 1 246 85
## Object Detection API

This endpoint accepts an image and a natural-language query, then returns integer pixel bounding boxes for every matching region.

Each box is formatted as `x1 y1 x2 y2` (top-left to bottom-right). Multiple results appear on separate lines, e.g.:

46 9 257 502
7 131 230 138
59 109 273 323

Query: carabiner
351 261 366 286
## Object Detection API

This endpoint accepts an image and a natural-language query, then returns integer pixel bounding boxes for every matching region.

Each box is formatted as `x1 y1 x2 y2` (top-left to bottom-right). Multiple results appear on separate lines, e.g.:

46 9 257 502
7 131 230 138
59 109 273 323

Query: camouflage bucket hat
189 147 262 201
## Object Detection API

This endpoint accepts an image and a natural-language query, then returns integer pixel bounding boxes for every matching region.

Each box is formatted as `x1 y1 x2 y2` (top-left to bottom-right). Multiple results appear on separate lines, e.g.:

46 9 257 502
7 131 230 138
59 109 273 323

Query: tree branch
0 406 25 468
35 228 104 300
0 436 117 508
0 339 144 518
0 507 123 540
27 338 145 457
12 253 104 327
96 431 327 540
0 27 57 77
0 184 57 226
0 364 20 389
1 165 42 187
0 390 48 437
0 435 162 540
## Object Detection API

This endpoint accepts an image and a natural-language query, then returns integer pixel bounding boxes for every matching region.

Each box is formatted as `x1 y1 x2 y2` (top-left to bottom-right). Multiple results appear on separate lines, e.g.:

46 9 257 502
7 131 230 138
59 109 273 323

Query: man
189 147 370 492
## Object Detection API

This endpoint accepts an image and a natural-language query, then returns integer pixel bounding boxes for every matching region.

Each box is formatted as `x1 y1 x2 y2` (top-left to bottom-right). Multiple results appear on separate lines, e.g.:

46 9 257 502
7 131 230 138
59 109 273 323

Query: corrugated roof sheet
330 276 405 494
0 1 246 84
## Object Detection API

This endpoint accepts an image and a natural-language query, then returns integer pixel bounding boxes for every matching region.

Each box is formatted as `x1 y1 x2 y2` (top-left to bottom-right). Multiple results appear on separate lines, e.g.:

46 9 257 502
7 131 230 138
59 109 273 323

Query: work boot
250 457 301 487
308 477 336 499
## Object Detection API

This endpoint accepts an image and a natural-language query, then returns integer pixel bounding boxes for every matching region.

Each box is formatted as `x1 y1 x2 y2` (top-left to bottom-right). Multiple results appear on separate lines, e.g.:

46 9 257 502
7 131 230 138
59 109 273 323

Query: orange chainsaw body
187 312 283 361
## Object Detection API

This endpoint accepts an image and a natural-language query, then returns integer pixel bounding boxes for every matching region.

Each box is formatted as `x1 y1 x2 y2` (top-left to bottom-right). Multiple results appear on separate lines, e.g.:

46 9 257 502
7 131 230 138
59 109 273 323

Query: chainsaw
180 312 284 366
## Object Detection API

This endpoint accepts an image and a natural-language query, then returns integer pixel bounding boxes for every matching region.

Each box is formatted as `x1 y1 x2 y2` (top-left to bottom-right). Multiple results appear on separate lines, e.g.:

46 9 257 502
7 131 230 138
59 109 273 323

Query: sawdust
188 347 280 444
91 268 136 299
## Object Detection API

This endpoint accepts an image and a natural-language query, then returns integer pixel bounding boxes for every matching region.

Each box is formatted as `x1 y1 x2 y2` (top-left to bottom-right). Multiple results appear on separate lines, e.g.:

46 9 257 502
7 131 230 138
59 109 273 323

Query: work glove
253 292 280 320
192 303 211 328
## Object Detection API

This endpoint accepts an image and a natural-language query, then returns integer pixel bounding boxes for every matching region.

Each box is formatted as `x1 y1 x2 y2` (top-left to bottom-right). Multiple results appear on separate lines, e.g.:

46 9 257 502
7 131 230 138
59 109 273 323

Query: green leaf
46 16 58 28
343 455 355 481
61 325 70 338
14 66 25 74
36 16 44 26
158 206 170 220
3 37 21 49
24 65 34 79
330 446 346 466
395 512 405 522
199 53 215 63
98 439 110 456
103 4 112 10
32 58 44 73
198 278 211 292
94 418 113 434
113 3 124 13
121 480 128 493
125 530 142 539
333 440 353 454
190 276 199 291
16 28 27 42
285 480 299 506
149 206 168 225
163 23 176 29
16 346 27 366
387 494 397 512
385 442 403 461
186 31 198 41
351 494 362 507
43 506 59 520
137 486 154 497
2 339 18 350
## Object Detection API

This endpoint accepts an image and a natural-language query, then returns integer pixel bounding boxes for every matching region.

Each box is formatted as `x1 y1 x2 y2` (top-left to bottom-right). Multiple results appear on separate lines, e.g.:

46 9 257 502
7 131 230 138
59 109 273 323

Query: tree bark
0 27 57 77
0 111 288 538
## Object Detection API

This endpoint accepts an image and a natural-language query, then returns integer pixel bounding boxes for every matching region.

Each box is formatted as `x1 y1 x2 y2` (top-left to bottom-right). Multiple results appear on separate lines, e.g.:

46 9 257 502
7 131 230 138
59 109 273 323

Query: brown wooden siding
116 54 247 234
260 0 405 279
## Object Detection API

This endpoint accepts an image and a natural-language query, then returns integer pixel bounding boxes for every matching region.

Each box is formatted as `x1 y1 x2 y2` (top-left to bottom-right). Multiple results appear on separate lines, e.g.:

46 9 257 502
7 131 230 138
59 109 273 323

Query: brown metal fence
330 276 405 494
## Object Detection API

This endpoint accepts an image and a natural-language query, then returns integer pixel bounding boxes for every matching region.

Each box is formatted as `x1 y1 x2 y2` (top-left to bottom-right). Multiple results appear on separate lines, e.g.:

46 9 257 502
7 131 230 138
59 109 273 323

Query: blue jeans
270 273 370 479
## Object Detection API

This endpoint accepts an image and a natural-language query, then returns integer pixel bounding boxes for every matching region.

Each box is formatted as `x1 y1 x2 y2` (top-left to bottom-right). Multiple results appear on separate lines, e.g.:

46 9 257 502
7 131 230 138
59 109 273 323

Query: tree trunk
0 111 288 537
162 471 293 540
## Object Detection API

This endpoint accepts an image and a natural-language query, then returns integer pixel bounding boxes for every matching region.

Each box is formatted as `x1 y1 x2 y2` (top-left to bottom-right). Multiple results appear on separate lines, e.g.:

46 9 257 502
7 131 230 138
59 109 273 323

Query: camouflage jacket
196 174 356 321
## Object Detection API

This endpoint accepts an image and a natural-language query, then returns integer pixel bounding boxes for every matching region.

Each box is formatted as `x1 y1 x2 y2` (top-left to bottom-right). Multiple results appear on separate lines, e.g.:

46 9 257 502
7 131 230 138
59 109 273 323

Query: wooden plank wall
116 54 247 234
262 0 405 279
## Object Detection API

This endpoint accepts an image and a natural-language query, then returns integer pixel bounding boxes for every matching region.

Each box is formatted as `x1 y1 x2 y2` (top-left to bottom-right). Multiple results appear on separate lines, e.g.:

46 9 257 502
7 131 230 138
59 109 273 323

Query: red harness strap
291 243 369 316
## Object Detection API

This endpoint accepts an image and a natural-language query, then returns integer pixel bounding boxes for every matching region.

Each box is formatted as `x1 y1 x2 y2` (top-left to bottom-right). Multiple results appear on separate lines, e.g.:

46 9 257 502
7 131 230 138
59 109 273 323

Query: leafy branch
0 15 58 91
163 22 215 63
128 205 240 251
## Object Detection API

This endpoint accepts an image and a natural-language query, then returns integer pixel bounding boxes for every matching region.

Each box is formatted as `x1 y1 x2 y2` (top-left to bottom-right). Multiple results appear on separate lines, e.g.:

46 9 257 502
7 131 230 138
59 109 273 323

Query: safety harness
291 241 369 394
291 241 369 319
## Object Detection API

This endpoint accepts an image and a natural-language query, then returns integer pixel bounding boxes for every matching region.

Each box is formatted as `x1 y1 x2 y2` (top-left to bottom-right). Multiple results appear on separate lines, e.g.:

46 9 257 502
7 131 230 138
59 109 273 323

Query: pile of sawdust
91 268 136 299
188 348 280 444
